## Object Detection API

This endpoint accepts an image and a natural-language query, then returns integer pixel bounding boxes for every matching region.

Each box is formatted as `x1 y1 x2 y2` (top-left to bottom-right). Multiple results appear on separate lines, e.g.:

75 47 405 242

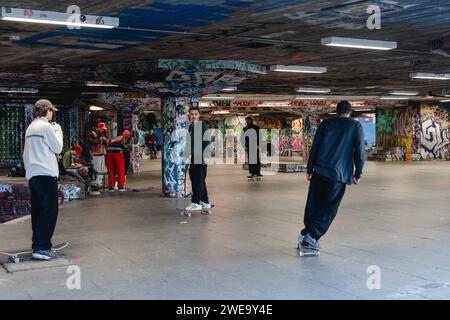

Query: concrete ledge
1 255 72 274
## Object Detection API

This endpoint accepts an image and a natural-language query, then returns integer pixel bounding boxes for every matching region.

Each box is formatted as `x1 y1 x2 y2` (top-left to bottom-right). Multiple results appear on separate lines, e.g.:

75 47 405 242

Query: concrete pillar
161 96 192 197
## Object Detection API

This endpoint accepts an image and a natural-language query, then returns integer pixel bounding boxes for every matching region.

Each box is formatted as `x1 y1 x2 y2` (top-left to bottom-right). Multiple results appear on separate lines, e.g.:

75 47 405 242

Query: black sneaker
302 233 320 251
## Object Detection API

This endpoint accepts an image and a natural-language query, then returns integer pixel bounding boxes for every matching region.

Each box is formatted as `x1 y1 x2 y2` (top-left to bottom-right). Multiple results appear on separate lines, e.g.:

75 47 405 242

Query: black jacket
307 117 365 185
187 121 211 165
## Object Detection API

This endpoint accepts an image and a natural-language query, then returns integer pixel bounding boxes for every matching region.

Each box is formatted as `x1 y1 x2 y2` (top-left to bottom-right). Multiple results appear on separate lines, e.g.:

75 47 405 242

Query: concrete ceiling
1 0 450 99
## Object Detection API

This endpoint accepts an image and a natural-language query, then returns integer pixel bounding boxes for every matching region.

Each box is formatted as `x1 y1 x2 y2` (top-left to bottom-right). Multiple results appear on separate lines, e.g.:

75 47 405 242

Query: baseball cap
35 99 58 112
97 122 108 131
123 130 131 137
73 144 83 155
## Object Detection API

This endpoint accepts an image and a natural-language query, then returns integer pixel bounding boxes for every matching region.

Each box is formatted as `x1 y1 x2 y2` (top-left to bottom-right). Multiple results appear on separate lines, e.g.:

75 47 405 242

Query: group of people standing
22 98 365 260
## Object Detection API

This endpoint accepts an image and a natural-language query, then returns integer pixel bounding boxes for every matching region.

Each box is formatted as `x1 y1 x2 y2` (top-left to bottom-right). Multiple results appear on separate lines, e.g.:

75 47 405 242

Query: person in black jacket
184 107 212 212
298 101 366 251
241 116 262 178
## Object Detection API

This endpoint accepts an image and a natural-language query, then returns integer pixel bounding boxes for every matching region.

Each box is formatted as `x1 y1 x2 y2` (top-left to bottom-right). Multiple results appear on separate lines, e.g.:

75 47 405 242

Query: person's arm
306 121 325 175
353 122 366 183
44 122 63 154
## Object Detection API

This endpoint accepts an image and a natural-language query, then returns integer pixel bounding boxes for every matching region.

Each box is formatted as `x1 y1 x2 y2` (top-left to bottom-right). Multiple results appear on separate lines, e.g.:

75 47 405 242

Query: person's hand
306 173 313 181
353 177 361 185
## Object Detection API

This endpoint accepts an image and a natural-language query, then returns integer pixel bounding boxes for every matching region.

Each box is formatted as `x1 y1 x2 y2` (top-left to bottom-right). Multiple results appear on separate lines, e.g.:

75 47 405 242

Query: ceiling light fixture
90 106 104 111
1 7 119 29
390 90 419 96
221 87 237 92
295 96 327 100
380 96 410 100
321 37 397 50
0 87 38 93
85 81 119 87
410 73 450 80
295 88 331 93
202 95 235 100
211 110 230 115
270 65 327 74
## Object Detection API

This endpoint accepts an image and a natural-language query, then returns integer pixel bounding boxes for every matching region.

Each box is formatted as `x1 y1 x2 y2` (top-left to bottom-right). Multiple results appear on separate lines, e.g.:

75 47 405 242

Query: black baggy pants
302 173 346 241
29 176 59 251
247 149 261 176
189 164 209 204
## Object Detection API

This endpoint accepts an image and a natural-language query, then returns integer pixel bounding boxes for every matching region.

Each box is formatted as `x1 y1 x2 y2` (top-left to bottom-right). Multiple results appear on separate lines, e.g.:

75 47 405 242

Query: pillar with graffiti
98 59 267 197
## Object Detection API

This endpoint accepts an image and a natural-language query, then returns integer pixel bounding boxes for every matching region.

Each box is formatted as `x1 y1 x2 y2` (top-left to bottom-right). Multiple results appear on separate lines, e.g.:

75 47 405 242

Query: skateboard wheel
10 257 19 263
299 252 304 257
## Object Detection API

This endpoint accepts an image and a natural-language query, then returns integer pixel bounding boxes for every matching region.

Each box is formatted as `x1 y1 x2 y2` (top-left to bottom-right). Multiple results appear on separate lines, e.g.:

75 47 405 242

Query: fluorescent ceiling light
295 96 327 100
410 73 450 80
295 88 331 93
221 87 237 92
380 96 409 100
321 37 397 50
85 81 118 87
328 112 337 115
390 90 419 96
211 110 230 115
90 106 104 111
270 65 327 74
0 87 38 93
202 95 235 100
1 7 119 29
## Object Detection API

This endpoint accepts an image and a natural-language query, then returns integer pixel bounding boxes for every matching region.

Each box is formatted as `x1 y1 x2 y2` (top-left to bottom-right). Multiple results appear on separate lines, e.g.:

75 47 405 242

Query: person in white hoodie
23 99 63 260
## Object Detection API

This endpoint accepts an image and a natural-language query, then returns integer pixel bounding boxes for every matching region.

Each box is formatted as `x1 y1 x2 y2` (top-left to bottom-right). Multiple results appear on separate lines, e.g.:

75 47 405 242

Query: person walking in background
241 116 262 179
23 99 63 260
147 129 157 159
298 100 366 252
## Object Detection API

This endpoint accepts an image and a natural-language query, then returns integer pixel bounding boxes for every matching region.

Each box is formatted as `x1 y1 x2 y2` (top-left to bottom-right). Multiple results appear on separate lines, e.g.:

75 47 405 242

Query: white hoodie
23 117 63 180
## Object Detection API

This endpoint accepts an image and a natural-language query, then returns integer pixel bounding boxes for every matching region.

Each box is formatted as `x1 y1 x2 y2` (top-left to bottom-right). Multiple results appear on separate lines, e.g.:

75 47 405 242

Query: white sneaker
185 203 203 211
200 202 212 209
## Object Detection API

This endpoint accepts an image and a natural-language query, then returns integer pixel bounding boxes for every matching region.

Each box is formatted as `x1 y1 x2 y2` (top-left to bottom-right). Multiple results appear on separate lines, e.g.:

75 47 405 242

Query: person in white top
23 99 63 260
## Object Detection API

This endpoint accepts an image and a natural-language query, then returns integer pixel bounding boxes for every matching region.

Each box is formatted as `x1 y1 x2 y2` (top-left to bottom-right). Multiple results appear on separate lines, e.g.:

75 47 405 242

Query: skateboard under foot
0 242 69 264
177 205 214 217
297 244 320 257
247 176 262 182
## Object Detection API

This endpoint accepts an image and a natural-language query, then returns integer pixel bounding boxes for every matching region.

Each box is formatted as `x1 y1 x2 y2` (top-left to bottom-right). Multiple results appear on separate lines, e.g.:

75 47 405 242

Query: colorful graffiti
420 105 449 160
162 97 191 197
376 107 418 160
99 93 161 113
291 118 304 152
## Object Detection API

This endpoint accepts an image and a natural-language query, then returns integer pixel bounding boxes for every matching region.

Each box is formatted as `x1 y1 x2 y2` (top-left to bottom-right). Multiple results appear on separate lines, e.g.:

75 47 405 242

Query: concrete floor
0 161 449 300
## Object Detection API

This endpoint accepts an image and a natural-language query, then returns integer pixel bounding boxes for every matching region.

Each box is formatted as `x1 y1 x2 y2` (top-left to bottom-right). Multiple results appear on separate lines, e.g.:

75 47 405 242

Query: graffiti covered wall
420 105 449 160
375 104 449 161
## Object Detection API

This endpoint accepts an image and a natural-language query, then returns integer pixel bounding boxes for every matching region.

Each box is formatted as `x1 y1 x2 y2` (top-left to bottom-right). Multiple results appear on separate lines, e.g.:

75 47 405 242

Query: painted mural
420 105 449 160
291 118 304 153
162 97 191 197
376 106 417 161
98 93 161 113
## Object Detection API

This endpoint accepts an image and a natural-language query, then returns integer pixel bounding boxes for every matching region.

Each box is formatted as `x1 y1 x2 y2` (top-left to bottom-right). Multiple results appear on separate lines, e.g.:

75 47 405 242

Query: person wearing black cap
23 99 63 260
298 100 366 253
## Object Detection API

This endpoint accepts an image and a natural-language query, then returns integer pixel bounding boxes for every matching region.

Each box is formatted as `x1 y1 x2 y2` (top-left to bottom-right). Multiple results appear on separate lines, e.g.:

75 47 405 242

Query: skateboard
177 205 214 217
0 242 69 264
247 176 262 182
297 243 320 257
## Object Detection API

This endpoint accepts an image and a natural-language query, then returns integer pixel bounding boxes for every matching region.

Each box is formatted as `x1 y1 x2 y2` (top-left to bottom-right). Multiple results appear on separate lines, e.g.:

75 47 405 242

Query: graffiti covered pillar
162 97 192 197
